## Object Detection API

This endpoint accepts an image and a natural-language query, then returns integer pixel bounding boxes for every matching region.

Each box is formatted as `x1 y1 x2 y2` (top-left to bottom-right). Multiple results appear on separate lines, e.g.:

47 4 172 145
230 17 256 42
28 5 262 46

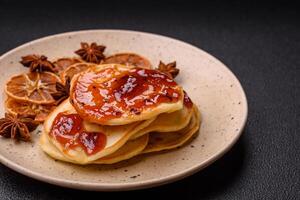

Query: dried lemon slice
5 72 60 104
103 53 152 69
5 97 55 122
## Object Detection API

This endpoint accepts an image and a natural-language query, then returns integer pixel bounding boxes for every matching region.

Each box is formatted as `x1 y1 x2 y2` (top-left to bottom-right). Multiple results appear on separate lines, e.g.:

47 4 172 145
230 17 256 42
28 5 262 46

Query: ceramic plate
0 30 247 191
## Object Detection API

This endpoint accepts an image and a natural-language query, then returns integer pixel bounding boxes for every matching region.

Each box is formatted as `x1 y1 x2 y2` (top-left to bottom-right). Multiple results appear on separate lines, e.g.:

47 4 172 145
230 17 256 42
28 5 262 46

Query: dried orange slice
103 53 152 69
5 97 55 122
5 72 60 104
60 63 95 84
53 57 82 73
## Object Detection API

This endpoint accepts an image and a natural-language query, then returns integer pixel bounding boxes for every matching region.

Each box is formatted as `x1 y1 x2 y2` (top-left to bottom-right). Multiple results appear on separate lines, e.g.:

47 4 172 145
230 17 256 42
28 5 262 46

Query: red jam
71 67 182 123
49 113 106 155
183 91 193 109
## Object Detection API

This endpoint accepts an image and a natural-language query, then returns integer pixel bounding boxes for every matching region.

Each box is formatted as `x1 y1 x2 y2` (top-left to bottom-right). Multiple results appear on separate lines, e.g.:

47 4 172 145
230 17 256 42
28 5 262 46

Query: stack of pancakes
40 64 200 165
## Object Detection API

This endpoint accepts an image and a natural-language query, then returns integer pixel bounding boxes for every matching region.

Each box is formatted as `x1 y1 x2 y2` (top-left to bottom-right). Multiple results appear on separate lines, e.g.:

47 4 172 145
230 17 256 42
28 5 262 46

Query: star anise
75 42 106 64
51 77 71 104
20 55 55 72
157 61 180 79
0 113 38 141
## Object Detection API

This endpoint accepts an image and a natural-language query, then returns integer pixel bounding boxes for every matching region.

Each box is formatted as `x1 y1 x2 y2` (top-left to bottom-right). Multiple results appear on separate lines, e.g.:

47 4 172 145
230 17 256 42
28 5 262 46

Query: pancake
42 99 156 164
102 53 152 69
94 134 148 164
40 132 68 162
142 106 200 154
131 91 194 139
40 131 149 164
70 64 184 126
40 102 200 164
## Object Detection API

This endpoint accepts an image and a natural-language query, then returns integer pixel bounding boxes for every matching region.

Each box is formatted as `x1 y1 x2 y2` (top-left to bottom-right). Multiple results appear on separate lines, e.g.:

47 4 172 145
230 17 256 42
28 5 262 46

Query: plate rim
0 29 248 191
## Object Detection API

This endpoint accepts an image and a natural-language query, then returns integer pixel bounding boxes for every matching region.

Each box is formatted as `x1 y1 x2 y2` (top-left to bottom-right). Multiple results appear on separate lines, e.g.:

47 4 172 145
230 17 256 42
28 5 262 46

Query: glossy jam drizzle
71 67 182 122
183 91 193 109
49 113 106 155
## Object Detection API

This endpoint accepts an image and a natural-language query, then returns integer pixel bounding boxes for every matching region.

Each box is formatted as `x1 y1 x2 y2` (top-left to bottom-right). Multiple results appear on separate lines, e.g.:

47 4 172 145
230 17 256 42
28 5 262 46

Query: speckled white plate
0 30 247 191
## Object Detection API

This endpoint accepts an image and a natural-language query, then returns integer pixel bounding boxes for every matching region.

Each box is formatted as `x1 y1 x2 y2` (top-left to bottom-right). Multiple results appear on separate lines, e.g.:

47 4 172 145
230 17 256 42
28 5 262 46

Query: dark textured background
0 1 298 199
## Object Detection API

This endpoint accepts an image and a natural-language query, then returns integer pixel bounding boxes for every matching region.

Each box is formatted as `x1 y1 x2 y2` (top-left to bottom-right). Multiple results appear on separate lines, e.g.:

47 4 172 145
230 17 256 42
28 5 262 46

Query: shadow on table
0 127 247 199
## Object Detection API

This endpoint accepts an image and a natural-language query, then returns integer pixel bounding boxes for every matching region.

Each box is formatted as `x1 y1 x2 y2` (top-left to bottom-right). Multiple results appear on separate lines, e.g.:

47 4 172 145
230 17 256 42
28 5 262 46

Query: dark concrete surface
0 1 298 199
